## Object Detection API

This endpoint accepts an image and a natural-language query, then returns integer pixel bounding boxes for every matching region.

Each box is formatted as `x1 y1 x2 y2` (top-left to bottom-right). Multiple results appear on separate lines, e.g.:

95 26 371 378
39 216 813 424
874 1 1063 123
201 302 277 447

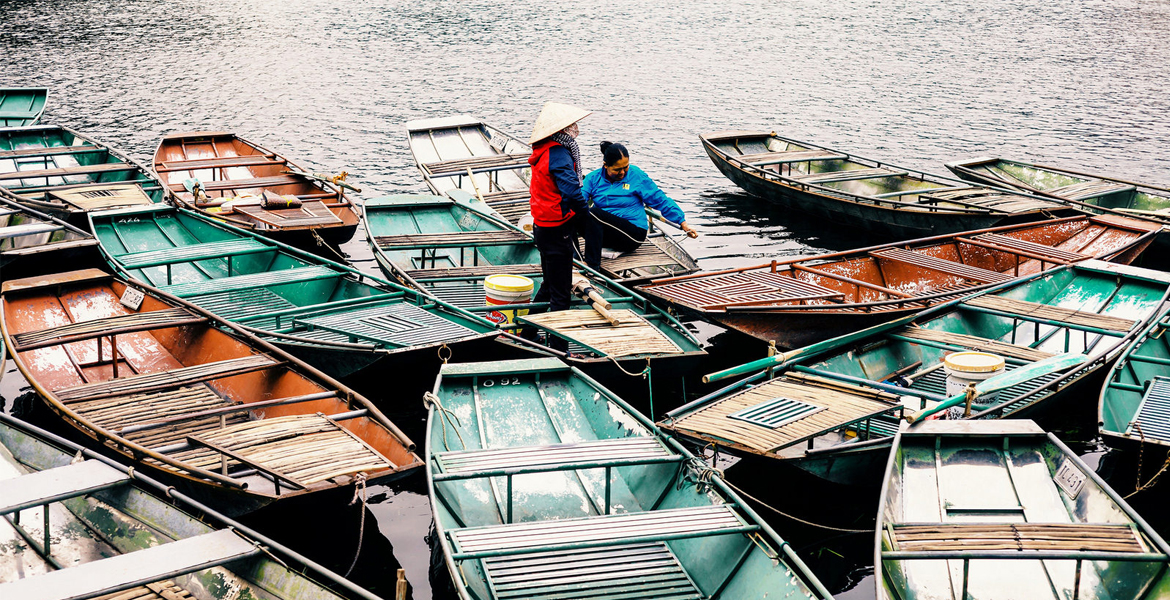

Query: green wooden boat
663 260 1170 486
947 156 1170 232
362 192 705 374
0 189 100 278
88 204 501 379
701 131 1077 240
1099 305 1170 457
0 125 167 226
0 412 385 600
426 357 833 600
0 88 47 127
876 419 1170 600
407 116 700 283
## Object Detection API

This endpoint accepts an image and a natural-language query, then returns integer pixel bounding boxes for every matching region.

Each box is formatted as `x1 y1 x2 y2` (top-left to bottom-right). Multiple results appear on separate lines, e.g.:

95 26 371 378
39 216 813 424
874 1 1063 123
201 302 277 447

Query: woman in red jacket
526 102 593 352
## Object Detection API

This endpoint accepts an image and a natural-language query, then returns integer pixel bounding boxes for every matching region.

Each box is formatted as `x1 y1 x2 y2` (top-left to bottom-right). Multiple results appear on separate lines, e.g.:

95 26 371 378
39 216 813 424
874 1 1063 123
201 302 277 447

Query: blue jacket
582 165 685 230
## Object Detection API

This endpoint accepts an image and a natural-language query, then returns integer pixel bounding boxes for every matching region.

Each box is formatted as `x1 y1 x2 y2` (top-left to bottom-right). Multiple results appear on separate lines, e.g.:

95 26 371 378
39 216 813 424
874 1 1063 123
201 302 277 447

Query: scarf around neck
550 131 582 184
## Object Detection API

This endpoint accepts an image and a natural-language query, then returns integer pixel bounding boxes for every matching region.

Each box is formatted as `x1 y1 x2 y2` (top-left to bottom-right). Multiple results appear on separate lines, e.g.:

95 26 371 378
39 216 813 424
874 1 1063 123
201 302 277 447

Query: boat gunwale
0 87 48 126
1098 305 1170 448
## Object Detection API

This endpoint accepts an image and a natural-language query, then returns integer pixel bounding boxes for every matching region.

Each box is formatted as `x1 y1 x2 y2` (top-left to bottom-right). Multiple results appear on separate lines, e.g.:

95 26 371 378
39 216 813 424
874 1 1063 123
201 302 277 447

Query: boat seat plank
1128 377 1170 442
292 301 478 348
896 326 1055 361
919 189 1059 213
188 413 393 486
233 201 343 228
483 542 702 600
374 229 530 250
964 295 1136 331
735 149 847 166
0 460 129 515
115 239 272 269
0 162 136 182
434 437 673 474
889 523 1150 553
71 386 235 432
969 233 1090 264
519 309 683 358
450 505 747 554
0 529 260 600
667 377 900 454
0 222 63 239
600 238 698 279
11 307 207 351
180 287 296 321
424 153 530 177
1050 180 1135 200
792 167 908 184
55 355 280 403
48 183 155 210
175 175 303 192
161 265 339 298
639 271 843 310
405 263 543 281
871 248 1012 284
0 146 102 159
9 179 160 197
155 155 284 173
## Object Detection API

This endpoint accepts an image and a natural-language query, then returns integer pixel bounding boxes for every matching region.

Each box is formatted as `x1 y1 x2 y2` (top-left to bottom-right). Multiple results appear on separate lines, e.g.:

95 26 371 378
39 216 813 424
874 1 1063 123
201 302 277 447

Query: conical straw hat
529 102 591 144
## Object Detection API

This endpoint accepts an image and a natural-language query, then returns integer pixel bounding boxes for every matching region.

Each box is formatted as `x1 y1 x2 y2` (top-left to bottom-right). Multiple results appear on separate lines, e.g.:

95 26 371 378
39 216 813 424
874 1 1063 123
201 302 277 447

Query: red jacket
529 140 587 227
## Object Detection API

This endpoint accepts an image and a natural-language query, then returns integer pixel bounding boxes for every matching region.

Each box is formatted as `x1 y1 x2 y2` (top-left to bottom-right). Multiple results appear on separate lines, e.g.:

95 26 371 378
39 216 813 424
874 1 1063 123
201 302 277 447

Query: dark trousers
532 217 585 352
589 208 647 255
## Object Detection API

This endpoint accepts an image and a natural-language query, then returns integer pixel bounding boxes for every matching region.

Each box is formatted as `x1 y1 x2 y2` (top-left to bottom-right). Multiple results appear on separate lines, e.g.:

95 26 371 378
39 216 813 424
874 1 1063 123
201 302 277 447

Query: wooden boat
153 131 361 250
876 419 1170 600
0 87 47 127
0 268 423 515
0 189 100 278
363 192 705 374
87 205 503 379
701 131 1078 239
640 214 1160 349
427 357 832 600
0 412 387 600
1099 305 1170 457
406 116 699 283
947 156 1170 231
0 125 167 226
661 260 1170 486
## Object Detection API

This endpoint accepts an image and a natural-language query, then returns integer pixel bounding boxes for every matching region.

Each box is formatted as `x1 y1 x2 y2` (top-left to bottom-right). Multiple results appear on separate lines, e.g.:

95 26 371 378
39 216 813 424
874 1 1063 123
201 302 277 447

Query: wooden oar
572 274 619 325
283 170 361 193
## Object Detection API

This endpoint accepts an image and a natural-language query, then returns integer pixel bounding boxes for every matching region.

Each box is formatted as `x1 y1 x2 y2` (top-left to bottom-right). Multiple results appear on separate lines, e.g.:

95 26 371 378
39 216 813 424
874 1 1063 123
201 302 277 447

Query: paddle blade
974 352 1087 395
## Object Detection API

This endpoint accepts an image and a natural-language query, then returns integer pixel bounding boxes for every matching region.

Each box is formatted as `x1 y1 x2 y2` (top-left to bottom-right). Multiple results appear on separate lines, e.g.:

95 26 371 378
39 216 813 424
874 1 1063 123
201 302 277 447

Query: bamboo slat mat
48 184 153 210
56 355 279 403
188 414 392 486
897 326 1054 362
670 378 897 454
522 309 682 357
95 580 192 600
890 523 1148 553
235 200 342 228
12 307 203 350
964 295 1136 332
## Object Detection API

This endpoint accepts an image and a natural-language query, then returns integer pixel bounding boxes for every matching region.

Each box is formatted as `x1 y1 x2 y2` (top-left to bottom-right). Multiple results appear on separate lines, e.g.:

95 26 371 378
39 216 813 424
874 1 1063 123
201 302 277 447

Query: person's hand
681 221 699 239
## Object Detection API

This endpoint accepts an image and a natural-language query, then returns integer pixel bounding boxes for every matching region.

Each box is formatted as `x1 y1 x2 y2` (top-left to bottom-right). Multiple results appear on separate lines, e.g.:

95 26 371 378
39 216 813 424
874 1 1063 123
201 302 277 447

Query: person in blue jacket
582 142 698 260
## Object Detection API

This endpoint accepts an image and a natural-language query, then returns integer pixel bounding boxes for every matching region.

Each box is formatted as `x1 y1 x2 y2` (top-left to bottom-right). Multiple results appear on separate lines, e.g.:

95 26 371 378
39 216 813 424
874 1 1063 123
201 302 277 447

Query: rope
1126 422 1170 498
343 472 368 578
310 229 350 263
608 356 649 378
424 391 466 451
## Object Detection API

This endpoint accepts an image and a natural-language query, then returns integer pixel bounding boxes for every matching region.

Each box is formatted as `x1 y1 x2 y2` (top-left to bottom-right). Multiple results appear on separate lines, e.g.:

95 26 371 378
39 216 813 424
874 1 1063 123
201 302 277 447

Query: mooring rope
424 391 466 451
343 472 368 578
1127 422 1170 498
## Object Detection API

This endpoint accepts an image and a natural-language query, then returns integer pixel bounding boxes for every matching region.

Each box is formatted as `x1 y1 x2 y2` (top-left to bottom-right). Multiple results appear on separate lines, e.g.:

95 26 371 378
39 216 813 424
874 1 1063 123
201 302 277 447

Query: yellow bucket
484 274 534 325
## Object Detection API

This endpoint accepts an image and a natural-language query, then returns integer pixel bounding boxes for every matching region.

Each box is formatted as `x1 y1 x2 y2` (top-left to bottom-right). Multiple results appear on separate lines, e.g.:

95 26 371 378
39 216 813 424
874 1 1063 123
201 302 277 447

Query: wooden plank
114 239 272 269
964 295 1136 331
181 175 302 192
0 460 129 515
871 248 1011 284
736 149 847 166
406 263 542 281
374 229 530 250
233 200 342 228
0 223 63 240
0 146 103 159
897 326 1055 361
792 167 908 184
0 162 137 181
521 309 683 357
55 355 280 403
12 307 206 351
155 155 284 172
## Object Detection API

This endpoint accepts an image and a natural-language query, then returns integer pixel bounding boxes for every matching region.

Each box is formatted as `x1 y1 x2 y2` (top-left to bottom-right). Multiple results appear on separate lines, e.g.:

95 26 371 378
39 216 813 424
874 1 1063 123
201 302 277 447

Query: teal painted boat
0 88 47 127
406 116 700 284
1099 305 1170 458
663 260 1170 486
701 131 1078 240
362 192 704 373
0 412 385 600
0 190 100 278
88 205 502 379
947 156 1170 233
426 357 833 600
0 125 167 226
876 419 1170 600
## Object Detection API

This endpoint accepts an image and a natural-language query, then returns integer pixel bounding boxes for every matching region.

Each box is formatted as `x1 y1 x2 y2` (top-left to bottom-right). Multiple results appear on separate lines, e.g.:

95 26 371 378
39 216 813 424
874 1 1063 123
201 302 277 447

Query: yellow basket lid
484 274 535 293
944 351 1005 373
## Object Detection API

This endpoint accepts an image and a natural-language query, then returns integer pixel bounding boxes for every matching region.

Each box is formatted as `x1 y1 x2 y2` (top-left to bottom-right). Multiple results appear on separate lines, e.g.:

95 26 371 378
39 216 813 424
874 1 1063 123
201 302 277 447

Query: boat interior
0 192 95 258
91 207 490 350
879 421 1170 600
954 158 1170 216
1 270 417 496
0 87 47 127
429 359 816 600
1101 311 1170 446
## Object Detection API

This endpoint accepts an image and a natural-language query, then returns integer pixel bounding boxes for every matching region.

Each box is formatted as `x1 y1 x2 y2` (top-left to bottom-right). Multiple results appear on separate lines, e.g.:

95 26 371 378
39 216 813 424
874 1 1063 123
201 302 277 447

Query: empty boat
0 87 47 127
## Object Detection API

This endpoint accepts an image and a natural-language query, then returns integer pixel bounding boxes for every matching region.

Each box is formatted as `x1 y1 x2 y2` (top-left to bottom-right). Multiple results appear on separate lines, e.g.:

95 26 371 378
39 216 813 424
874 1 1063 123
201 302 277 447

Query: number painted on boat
1054 458 1086 499
119 287 145 310
479 377 522 388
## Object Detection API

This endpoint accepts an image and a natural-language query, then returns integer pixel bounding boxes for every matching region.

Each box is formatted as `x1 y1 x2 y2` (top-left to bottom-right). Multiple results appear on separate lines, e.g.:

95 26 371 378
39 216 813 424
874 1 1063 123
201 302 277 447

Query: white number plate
120 287 145 310
1054 458 1087 499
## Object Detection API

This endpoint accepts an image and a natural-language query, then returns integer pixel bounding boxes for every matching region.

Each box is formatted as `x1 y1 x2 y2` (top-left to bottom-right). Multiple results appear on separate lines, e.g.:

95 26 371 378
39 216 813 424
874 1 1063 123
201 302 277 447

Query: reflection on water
2 0 1169 596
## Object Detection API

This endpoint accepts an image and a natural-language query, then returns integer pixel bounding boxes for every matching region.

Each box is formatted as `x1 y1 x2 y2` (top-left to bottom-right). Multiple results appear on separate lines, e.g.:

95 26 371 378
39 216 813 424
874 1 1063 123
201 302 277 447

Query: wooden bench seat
174 174 302 192
1051 180 1135 200
0 146 103 159
964 295 1136 332
0 529 259 600
895 327 1054 362
735 149 847 166
161 265 339 298
233 201 343 228
155 154 285 173
646 271 844 310
55 354 280 403
920 189 1060 213
0 161 137 182
374 229 530 250
481 189 530 203
179 287 297 322
11 307 206 352
424 153 530 177
1129 377 1170 443
292 301 478 348
433 437 677 477
793 167 909 184
871 248 1012 284
114 239 272 270
888 523 1149 553
0 460 129 515
0 222 63 239
967 233 1090 264
405 263 543 281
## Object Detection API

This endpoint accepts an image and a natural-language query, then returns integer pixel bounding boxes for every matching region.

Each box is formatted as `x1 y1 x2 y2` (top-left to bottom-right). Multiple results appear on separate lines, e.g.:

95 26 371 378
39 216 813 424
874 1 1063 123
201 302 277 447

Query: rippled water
3 0 1170 597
